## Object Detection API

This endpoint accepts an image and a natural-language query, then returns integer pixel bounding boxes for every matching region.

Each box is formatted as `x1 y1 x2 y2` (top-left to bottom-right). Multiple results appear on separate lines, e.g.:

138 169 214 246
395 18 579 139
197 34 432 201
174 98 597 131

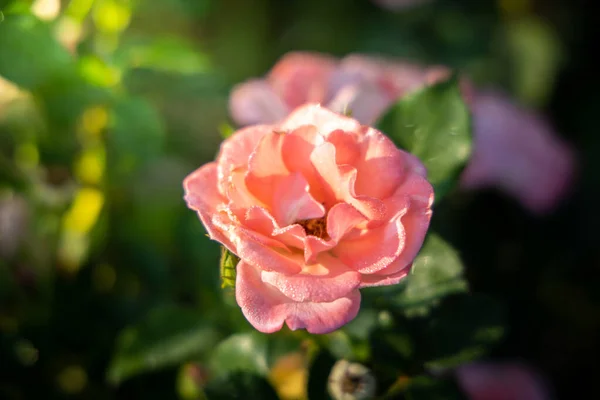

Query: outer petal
217 124 271 195
236 261 362 334
461 91 576 215
359 265 411 288
354 128 407 199
333 217 407 274
229 79 290 126
232 226 303 274
279 104 363 135
261 253 361 302
183 163 236 251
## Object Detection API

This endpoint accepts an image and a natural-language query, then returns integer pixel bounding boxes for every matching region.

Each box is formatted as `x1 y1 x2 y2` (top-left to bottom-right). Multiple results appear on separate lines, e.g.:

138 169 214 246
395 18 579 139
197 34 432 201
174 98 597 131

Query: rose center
297 217 328 239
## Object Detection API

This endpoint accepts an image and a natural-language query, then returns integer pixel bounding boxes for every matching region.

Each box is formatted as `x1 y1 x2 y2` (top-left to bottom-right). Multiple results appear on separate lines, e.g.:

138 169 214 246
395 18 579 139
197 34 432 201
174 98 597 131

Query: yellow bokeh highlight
58 231 89 274
65 0 95 22
57 365 88 394
80 106 109 141
79 56 122 88
269 352 308 400
93 0 132 34
63 188 104 235
75 146 105 185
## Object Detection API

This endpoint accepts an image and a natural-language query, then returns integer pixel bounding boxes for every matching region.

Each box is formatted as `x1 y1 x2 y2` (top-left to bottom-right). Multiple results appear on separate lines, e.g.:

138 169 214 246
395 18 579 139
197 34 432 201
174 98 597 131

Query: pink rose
456 362 552 400
183 104 434 334
230 52 575 215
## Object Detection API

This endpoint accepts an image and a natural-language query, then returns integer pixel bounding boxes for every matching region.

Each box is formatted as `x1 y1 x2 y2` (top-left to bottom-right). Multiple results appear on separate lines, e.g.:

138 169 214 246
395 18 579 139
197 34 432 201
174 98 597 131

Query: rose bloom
230 52 575 215
184 104 433 334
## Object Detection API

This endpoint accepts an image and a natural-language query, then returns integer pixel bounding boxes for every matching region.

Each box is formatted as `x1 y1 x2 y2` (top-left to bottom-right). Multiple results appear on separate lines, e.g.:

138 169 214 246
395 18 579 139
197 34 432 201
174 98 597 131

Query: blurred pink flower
456 362 552 400
461 91 576 214
184 104 433 334
229 52 575 215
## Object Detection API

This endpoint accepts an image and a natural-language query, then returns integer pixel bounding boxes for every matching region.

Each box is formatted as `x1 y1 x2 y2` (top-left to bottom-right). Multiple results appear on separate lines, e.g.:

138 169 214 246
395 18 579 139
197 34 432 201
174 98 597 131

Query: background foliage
1 0 599 399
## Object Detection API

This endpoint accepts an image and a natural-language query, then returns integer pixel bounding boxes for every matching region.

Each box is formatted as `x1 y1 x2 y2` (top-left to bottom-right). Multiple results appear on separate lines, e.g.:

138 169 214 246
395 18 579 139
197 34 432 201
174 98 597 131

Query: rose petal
244 206 306 250
279 104 363 135
261 253 361 302
246 131 290 205
325 129 361 165
236 261 362 334
229 79 290 126
226 169 266 210
327 82 393 126
359 265 411 288
333 217 406 274
232 226 303 274
217 124 271 195
183 163 236 252
272 172 325 226
311 142 386 219
354 128 407 199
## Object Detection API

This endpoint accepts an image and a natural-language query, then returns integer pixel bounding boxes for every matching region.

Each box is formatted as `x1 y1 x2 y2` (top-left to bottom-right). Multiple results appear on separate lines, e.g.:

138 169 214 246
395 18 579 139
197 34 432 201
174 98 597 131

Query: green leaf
219 246 239 289
209 332 270 378
204 372 279 400
419 294 506 369
0 14 75 90
116 36 213 75
363 233 468 316
376 75 472 200
106 304 220 385
208 331 306 381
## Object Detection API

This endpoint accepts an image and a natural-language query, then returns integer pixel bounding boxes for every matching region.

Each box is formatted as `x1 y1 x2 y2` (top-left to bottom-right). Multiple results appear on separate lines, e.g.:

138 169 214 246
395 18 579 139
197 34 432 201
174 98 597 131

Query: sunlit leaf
116 36 212 75
209 332 270 377
106 304 220 385
376 75 472 200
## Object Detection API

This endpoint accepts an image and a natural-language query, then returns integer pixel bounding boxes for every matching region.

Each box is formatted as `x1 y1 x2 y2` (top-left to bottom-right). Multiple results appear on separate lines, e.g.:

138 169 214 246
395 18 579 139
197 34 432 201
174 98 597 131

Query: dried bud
328 360 376 400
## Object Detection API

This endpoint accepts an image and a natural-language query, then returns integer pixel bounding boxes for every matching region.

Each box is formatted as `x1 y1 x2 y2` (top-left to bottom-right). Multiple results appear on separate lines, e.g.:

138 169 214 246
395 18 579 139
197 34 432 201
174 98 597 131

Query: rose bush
183 104 433 334
230 52 575 215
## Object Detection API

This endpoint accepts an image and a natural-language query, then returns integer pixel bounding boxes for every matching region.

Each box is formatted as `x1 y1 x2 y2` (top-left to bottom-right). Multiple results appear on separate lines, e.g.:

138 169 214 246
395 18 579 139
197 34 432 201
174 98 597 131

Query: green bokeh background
1 0 598 399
